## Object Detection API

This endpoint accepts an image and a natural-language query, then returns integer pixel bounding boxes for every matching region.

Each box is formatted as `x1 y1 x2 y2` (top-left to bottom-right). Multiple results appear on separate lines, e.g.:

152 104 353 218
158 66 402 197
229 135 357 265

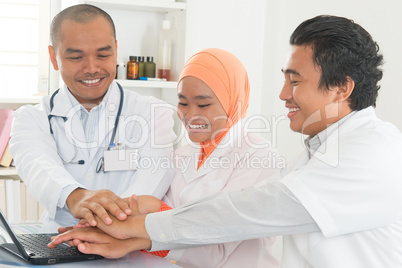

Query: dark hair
50 4 116 49
290 15 383 110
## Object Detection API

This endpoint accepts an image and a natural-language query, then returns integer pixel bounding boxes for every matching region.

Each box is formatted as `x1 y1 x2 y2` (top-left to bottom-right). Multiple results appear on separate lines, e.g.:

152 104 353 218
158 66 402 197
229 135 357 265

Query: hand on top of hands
66 188 132 227
48 194 152 253
74 194 163 228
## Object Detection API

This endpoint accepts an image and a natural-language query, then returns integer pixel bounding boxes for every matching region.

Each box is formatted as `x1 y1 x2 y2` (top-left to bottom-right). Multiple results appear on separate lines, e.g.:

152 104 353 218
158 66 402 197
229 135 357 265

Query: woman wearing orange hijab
158 48 282 267
50 48 283 267
177 47 250 169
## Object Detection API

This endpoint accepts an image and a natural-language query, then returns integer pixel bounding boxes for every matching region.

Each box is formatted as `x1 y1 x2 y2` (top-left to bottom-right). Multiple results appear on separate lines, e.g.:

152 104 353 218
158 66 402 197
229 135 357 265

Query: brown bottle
126 56 139 80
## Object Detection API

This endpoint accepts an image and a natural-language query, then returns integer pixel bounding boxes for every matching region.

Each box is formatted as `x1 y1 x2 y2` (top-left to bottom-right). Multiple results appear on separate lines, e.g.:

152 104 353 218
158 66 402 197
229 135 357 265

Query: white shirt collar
305 110 356 158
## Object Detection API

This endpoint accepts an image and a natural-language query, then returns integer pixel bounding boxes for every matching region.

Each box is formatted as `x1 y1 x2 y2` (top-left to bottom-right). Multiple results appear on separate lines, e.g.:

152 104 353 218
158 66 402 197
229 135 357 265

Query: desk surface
1 224 180 267
0 248 181 267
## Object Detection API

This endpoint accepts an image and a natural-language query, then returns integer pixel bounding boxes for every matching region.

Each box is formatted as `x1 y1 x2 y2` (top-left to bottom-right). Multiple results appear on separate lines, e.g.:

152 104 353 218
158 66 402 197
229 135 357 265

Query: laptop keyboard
17 234 82 257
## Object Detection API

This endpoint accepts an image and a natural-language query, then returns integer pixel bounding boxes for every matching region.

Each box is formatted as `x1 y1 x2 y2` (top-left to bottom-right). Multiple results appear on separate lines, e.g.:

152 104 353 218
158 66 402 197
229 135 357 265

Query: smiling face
177 76 228 143
48 16 117 109
279 45 352 136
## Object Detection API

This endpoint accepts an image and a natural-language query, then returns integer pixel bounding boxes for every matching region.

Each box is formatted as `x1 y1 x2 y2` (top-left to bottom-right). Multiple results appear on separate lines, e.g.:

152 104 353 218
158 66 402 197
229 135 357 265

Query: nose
279 80 292 101
83 57 100 74
177 105 199 122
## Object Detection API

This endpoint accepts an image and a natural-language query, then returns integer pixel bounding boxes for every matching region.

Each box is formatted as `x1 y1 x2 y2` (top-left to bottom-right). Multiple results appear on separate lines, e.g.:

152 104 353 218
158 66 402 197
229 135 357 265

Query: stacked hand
48 194 156 258
66 188 133 226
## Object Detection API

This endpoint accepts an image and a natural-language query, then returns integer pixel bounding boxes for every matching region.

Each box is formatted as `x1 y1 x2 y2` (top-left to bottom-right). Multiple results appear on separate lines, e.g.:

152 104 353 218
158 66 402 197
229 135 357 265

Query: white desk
1 223 181 267
0 248 181 267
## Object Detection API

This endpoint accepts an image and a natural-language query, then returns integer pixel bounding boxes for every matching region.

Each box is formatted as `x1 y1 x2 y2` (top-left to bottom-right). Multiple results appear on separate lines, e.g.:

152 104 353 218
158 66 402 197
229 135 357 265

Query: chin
188 135 208 144
289 124 302 134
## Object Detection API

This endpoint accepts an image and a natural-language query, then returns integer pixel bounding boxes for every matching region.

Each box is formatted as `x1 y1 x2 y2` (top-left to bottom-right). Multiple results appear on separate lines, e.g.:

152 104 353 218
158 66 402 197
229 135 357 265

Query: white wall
185 0 402 162
185 0 267 120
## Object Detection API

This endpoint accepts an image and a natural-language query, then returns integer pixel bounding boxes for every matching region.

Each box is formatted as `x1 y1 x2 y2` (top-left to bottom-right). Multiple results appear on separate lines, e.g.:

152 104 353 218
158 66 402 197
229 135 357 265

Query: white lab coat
10 81 176 228
162 122 282 268
280 107 402 268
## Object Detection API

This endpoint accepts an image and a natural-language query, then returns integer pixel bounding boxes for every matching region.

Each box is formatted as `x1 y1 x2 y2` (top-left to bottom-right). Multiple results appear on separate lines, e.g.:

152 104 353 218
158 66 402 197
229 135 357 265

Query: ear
115 40 118 65
336 76 354 102
48 45 59 71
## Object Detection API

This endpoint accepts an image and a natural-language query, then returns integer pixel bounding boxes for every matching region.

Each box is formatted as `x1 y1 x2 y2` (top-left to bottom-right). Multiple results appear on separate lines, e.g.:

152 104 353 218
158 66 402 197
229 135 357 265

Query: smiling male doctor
49 15 402 267
9 4 176 230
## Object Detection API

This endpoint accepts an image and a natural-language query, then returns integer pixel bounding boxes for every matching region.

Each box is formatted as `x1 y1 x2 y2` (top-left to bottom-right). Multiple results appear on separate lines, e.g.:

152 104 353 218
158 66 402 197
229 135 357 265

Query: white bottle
158 20 172 81
117 60 126 80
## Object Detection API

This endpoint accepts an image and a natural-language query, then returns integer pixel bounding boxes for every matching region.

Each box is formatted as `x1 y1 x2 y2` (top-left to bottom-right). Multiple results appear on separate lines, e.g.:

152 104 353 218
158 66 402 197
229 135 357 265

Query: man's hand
66 188 132 226
48 227 152 259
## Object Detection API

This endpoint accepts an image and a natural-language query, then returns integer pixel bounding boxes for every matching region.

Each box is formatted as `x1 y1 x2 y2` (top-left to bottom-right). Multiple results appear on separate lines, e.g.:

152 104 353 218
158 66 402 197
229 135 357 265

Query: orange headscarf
178 48 250 169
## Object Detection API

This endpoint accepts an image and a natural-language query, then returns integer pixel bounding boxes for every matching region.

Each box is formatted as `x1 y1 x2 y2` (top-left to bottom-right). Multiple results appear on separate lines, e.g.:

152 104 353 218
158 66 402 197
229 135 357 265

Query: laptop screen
0 210 30 260
0 220 13 244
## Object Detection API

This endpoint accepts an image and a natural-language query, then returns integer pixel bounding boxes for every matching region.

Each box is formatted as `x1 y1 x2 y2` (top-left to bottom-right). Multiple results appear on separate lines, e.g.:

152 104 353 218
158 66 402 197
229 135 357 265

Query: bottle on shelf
116 59 126 80
144 56 156 78
158 20 172 81
126 56 139 80
138 56 145 78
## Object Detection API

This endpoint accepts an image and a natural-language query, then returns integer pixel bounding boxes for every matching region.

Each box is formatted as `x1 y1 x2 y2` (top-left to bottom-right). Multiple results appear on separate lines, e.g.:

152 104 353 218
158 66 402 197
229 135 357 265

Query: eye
178 102 188 106
68 56 82 61
198 104 211 108
290 80 299 85
98 54 110 59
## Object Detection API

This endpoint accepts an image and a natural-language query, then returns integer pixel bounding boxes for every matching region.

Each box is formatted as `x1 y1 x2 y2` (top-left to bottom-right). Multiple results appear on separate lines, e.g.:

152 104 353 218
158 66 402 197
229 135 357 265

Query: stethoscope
48 83 124 173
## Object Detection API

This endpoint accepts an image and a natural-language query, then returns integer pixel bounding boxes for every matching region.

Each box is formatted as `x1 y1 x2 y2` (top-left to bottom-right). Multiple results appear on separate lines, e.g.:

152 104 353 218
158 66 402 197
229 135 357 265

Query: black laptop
0 209 103 265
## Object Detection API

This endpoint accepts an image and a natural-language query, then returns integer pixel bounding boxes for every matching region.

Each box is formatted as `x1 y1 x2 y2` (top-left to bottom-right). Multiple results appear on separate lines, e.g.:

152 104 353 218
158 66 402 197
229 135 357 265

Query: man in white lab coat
49 15 402 267
9 4 176 230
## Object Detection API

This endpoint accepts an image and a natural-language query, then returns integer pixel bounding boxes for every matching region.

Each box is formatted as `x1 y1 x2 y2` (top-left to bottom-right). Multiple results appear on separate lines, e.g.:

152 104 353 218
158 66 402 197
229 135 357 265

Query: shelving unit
116 79 177 89
0 97 42 110
81 0 186 12
80 0 187 84
0 166 18 176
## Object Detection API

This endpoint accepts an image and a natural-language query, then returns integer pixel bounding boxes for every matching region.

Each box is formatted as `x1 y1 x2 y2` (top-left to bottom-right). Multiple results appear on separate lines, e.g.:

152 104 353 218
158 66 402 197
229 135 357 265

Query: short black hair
290 15 383 111
50 4 116 49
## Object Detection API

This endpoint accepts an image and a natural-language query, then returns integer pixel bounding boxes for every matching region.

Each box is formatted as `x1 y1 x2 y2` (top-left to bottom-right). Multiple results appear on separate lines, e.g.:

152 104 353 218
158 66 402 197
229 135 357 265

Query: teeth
189 123 208 129
289 107 300 112
82 78 101 84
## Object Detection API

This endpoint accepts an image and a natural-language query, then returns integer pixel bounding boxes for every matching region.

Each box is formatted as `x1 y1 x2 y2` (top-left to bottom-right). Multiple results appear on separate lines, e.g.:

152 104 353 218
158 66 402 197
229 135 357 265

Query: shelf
116 79 178 89
0 166 18 176
0 97 42 105
0 97 43 110
83 0 186 12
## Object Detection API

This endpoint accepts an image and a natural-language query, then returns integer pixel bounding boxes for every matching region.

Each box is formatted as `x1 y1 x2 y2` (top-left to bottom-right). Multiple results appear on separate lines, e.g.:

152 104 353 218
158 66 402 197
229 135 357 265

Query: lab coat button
159 232 166 240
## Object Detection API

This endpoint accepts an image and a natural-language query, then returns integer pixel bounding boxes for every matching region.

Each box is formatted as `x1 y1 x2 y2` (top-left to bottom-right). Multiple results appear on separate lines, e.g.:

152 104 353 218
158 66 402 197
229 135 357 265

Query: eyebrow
65 45 113 54
177 93 213 100
281 68 301 76
65 48 83 54
98 45 113 52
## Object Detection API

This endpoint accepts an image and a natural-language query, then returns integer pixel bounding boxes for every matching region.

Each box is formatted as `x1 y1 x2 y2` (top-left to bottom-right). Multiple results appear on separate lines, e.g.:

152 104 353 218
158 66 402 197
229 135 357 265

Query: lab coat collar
49 83 115 118
49 84 78 118
48 82 122 162
305 110 355 158
89 82 122 160
93 82 122 145
305 106 376 165
175 121 245 181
